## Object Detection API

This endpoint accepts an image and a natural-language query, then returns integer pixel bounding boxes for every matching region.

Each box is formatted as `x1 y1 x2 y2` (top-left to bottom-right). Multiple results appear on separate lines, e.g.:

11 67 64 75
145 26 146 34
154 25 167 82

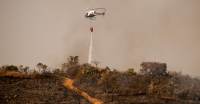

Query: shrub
2 65 19 72
126 68 136 75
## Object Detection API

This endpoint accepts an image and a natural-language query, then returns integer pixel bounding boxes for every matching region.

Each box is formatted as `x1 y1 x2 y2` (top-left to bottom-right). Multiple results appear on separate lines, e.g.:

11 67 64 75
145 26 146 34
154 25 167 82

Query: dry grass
0 71 31 78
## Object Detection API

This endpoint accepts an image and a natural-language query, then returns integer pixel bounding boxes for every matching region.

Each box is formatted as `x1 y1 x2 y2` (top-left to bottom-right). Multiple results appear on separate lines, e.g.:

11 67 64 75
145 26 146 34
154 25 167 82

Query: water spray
88 27 94 64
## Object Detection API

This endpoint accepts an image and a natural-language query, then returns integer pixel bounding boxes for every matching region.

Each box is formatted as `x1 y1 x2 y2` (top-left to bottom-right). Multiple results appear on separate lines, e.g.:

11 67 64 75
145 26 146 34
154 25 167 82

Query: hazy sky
0 0 200 76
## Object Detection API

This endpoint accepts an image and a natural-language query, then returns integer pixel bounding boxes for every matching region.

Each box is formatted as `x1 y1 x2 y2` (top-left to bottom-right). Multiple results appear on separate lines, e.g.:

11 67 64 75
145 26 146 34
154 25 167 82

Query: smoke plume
0 0 200 76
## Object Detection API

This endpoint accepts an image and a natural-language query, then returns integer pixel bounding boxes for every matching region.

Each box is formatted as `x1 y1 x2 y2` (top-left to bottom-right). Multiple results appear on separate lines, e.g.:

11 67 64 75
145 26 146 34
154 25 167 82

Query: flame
63 78 103 104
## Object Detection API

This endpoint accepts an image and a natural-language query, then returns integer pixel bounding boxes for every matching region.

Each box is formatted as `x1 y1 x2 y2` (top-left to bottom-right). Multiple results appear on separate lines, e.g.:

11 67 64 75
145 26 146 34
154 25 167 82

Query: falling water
88 31 93 64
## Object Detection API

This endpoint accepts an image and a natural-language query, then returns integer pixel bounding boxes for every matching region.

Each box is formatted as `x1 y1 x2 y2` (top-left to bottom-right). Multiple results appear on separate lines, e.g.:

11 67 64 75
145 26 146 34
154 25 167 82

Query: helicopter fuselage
85 10 96 18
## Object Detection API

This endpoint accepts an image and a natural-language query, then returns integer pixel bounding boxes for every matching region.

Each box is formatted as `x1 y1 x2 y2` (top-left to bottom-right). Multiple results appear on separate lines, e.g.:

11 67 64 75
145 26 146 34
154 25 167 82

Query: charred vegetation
0 56 200 104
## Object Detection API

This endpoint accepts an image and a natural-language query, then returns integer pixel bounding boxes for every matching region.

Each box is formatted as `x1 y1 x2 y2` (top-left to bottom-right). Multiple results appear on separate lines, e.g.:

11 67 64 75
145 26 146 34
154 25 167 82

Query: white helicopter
85 8 106 19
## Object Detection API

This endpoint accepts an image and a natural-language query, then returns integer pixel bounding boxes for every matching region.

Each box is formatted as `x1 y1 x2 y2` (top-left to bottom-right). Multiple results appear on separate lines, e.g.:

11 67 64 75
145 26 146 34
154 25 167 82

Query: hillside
0 56 200 104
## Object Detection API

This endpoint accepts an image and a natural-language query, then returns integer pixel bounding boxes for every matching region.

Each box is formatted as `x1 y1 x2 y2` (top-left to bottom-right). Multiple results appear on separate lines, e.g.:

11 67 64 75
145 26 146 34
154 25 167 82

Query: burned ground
0 58 200 104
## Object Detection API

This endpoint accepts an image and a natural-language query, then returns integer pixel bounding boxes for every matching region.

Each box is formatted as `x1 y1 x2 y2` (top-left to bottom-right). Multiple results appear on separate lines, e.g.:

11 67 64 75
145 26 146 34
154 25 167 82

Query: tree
140 62 167 76
67 56 79 65
37 62 48 73
19 65 29 73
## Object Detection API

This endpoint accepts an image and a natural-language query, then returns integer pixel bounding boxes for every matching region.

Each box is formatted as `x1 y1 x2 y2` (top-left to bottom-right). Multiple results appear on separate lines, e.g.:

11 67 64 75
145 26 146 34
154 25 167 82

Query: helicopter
85 8 106 19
